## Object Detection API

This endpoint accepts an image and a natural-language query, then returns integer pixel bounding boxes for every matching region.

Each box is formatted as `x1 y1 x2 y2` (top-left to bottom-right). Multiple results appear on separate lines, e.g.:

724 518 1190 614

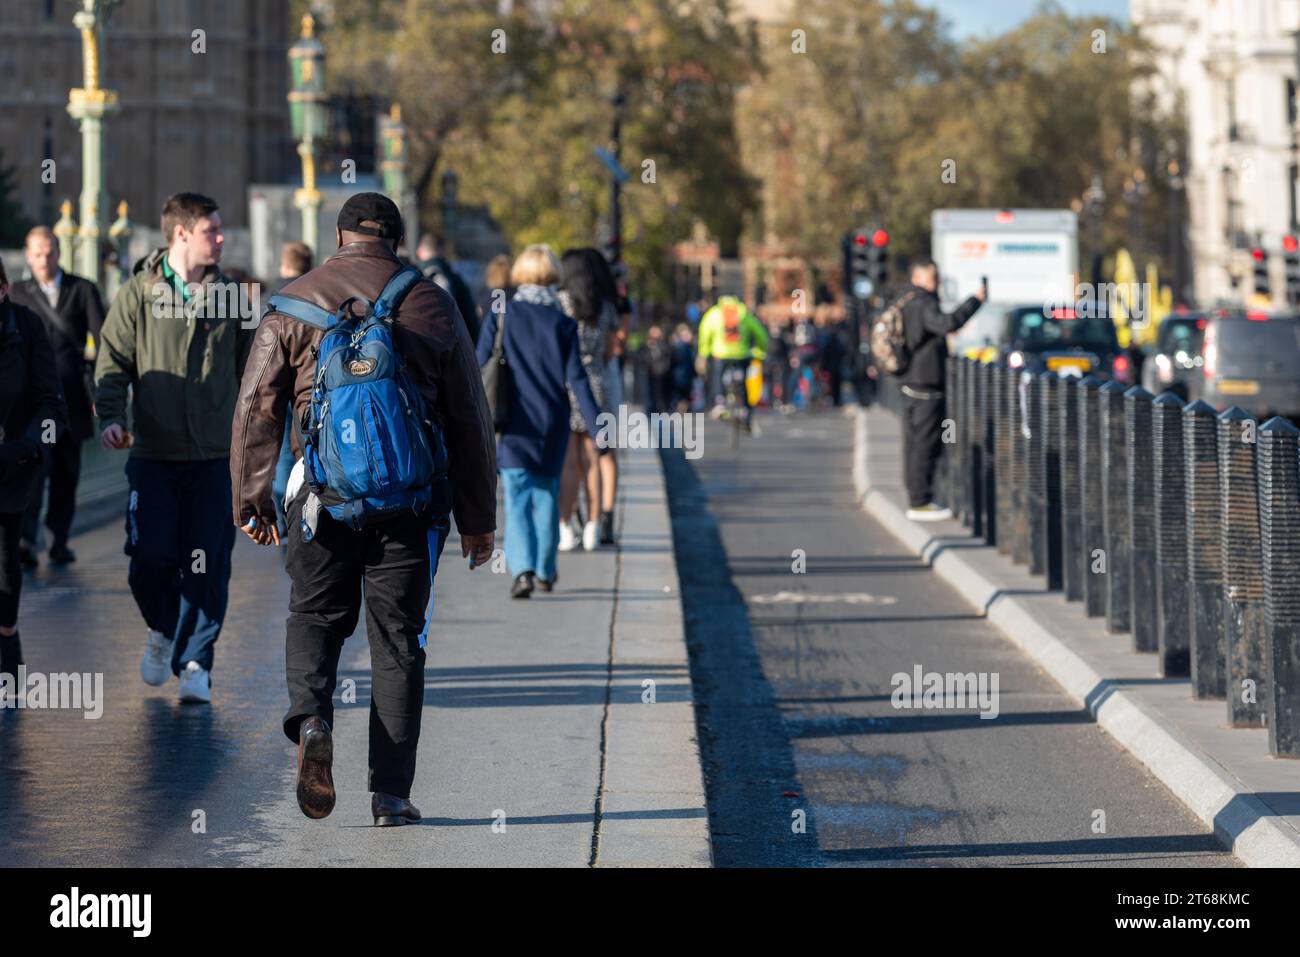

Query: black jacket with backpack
898 284 982 392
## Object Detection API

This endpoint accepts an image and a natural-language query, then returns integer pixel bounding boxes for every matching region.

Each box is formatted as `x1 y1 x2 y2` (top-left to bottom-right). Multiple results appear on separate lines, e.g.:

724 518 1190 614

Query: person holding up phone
897 256 984 522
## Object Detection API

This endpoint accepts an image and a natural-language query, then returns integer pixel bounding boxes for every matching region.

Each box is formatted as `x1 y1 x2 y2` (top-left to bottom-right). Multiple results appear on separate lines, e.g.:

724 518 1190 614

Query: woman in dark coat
0 259 69 680
475 245 605 598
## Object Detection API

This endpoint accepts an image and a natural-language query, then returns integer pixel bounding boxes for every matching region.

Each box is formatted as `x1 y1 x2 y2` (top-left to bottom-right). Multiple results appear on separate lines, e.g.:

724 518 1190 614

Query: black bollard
1258 416 1300 757
1027 372 1045 576
953 358 967 524
994 363 1012 556
983 361 999 547
968 358 984 537
1183 399 1227 699
1125 386 1157 653
1099 381 1131 635
1060 375 1084 602
1078 376 1106 618
951 358 961 512
1039 372 1063 590
1218 407 1267 727
1152 392 1190 677
1009 368 1030 564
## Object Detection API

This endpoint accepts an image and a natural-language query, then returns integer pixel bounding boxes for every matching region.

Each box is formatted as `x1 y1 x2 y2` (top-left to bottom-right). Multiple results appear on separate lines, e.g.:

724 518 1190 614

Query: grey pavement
660 409 1239 867
0 445 708 867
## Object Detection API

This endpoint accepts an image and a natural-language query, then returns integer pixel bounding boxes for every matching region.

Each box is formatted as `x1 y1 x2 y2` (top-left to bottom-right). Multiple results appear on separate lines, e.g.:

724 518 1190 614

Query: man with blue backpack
230 193 497 826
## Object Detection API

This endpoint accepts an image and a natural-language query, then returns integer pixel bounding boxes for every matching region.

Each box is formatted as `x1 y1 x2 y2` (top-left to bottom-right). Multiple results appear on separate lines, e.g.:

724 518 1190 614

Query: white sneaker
558 519 577 552
582 520 599 551
140 629 173 686
178 660 211 704
906 503 954 522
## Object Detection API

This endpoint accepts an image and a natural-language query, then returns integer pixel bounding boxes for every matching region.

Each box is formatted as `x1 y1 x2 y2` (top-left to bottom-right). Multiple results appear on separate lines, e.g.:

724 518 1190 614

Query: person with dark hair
416 232 481 347
895 255 984 521
557 247 619 552
576 248 624 545
94 191 253 704
10 226 104 567
0 259 69 682
232 192 497 825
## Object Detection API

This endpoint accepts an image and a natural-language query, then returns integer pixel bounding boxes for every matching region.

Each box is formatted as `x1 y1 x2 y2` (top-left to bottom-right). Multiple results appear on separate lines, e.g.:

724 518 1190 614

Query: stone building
1133 0 1300 306
0 0 293 233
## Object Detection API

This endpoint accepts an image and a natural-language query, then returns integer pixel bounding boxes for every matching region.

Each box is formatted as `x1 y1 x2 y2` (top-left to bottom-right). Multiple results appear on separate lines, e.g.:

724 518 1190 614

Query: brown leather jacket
230 241 497 535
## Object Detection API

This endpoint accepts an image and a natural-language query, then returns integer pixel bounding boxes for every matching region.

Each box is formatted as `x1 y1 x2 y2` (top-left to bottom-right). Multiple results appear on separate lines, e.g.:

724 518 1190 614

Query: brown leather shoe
372 791 421 827
296 717 335 820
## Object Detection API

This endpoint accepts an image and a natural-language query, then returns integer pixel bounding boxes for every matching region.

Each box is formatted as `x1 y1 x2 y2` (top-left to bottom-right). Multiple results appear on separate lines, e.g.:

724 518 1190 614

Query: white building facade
1133 0 1300 307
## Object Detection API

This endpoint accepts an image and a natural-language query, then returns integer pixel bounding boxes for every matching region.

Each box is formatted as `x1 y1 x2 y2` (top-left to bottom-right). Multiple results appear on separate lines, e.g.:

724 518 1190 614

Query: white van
931 209 1079 360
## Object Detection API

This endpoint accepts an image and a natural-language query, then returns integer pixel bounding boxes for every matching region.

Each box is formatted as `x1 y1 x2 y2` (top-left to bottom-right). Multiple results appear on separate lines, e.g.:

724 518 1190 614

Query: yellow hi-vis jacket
698 296 768 361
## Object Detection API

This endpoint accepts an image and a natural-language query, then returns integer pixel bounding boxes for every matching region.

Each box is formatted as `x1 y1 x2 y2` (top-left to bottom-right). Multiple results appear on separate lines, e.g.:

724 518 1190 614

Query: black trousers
21 433 82 549
902 390 947 509
283 492 449 798
0 512 22 628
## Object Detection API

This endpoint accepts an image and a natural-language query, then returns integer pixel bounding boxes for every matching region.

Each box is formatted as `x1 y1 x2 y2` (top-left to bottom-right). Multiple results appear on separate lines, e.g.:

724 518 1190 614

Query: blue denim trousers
501 467 560 581
124 457 236 674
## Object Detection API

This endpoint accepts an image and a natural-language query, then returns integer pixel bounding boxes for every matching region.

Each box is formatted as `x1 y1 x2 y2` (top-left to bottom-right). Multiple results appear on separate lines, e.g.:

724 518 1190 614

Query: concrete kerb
592 444 712 867
853 404 1300 868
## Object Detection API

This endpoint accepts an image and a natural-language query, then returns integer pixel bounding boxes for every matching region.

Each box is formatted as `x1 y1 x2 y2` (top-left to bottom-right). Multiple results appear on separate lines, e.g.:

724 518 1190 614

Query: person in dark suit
9 226 104 566
0 258 68 681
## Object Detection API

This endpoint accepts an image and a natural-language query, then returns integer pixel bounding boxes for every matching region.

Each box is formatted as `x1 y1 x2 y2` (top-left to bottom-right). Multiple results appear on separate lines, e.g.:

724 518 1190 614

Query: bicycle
720 359 752 449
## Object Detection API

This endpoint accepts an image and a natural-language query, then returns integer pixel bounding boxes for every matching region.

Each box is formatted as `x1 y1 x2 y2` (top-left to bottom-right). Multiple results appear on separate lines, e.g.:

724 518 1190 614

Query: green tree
313 0 759 299
739 0 1184 277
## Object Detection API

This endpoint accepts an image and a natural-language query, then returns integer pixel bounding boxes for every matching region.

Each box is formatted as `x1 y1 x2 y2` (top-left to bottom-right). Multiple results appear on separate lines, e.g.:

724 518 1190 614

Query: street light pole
1085 175 1106 287
608 93 625 265
67 0 121 289
289 13 327 256
1167 157 1186 305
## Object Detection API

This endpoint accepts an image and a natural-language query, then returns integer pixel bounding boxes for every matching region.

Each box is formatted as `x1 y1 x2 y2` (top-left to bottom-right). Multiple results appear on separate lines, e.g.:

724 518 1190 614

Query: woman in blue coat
476 245 606 598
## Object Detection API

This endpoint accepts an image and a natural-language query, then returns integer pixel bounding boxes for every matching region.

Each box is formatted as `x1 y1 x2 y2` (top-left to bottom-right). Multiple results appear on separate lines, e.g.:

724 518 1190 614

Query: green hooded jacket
94 248 255 461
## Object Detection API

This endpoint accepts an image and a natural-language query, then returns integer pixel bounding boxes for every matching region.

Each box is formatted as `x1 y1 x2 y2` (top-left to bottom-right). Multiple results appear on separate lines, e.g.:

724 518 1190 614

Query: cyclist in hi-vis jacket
696 295 768 417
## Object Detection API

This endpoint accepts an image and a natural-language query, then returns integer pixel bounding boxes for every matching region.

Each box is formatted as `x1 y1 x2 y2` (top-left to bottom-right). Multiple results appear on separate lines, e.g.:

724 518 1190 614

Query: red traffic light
871 229 890 248
853 232 869 246
1252 248 1266 261
1284 235 1299 254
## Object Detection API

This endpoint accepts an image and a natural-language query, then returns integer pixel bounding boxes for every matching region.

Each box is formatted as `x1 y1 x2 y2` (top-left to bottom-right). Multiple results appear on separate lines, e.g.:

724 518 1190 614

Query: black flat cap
337 192 403 242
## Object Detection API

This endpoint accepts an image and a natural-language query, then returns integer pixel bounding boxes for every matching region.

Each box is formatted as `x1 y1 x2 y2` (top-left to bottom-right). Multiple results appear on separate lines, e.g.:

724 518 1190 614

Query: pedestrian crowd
0 189 633 827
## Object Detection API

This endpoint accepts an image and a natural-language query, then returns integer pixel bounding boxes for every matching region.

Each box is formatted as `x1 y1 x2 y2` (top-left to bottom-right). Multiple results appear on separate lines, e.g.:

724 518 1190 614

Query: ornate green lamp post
379 103 407 199
67 0 121 288
288 12 327 255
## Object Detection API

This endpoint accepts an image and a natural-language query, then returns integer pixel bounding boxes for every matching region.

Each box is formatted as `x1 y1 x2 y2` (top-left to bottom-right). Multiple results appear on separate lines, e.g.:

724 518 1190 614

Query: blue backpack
264 266 448 530
266 266 451 647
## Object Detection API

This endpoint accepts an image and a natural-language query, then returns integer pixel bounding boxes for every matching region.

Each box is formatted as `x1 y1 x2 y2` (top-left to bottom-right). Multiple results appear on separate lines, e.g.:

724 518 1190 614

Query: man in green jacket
95 192 254 704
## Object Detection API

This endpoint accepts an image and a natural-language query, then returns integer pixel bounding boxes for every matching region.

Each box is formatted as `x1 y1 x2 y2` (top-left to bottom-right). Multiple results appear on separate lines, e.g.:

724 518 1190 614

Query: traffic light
867 228 890 292
1284 235 1300 307
1252 247 1271 298
843 228 872 299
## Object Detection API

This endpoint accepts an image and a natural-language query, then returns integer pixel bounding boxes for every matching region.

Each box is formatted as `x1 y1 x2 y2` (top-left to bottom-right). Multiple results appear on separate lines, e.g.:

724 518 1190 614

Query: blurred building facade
1134 0 1300 306
0 0 293 234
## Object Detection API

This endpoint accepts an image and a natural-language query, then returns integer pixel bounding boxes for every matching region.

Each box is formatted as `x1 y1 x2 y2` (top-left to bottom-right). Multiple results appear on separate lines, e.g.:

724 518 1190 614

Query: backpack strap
372 265 422 320
264 265 421 329
264 294 336 330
